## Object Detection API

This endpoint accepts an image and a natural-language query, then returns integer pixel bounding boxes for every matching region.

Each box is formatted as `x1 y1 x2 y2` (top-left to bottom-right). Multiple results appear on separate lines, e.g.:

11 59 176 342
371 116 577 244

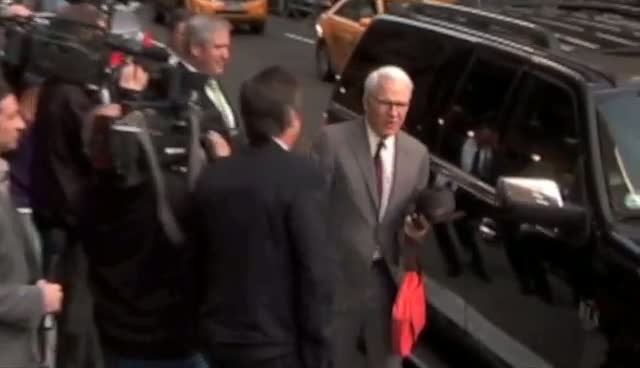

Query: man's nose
221 47 230 61
16 116 26 132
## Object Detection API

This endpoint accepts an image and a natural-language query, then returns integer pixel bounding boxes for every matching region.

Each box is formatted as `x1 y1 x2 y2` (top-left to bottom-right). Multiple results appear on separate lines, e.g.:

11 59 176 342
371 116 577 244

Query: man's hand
92 103 123 119
205 131 232 158
404 213 430 243
36 280 63 314
118 63 149 92
4 4 32 17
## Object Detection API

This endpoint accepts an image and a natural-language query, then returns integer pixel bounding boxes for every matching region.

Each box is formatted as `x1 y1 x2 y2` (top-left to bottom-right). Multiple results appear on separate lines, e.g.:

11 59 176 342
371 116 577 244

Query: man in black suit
180 14 247 151
190 66 335 368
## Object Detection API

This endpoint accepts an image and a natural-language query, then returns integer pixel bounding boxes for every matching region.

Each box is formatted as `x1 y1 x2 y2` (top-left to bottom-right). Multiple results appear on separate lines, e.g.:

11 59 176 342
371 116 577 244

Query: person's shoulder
314 119 362 150
196 156 240 185
324 119 360 137
398 129 428 158
282 150 324 183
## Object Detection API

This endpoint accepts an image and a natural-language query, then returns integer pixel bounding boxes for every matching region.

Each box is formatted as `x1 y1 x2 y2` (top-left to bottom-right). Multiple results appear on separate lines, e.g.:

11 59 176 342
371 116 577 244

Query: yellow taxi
314 0 456 80
185 0 269 34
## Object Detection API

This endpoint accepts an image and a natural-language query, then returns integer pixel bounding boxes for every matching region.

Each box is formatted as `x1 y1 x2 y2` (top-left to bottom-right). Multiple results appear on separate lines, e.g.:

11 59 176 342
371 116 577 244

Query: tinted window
596 89 640 215
332 20 447 120
435 55 521 185
334 0 376 21
502 75 582 202
407 40 473 146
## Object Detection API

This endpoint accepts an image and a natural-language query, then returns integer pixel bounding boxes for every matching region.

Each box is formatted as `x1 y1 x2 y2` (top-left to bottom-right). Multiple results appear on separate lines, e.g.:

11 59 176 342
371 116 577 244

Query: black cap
415 188 464 224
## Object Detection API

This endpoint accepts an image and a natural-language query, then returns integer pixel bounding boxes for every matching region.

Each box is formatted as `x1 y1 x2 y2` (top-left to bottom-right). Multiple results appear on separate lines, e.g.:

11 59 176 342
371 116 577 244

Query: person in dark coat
190 66 336 368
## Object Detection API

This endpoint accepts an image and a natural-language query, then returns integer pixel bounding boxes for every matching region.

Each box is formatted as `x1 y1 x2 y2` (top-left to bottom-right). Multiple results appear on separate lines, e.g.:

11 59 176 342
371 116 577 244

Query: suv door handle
478 217 500 244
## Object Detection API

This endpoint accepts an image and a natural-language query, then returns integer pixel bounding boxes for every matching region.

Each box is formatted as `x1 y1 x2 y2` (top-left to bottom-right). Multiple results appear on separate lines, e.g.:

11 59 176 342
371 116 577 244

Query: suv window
597 89 640 215
408 39 474 145
332 20 447 119
334 0 377 21
502 75 583 202
436 55 521 184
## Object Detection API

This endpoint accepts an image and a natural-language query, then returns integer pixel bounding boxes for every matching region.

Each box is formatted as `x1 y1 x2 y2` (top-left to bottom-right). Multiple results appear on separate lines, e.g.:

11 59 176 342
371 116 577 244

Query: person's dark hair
55 2 106 26
52 2 106 41
239 66 301 145
170 8 192 30
0 74 12 105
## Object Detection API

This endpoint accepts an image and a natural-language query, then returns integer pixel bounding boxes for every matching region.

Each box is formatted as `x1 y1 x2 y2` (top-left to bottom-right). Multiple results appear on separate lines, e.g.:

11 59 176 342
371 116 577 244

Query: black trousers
206 352 301 368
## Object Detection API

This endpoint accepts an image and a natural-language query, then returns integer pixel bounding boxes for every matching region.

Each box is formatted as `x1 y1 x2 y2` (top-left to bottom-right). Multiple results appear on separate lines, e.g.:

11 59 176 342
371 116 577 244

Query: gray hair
183 14 231 50
363 65 413 100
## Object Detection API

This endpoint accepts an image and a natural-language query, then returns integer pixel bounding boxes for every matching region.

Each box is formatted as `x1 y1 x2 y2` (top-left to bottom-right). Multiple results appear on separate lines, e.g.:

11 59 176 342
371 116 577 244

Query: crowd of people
0 2 433 368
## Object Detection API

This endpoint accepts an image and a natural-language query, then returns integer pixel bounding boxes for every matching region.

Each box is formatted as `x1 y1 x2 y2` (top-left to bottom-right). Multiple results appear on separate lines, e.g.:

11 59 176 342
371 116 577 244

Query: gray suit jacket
311 120 430 309
0 192 45 368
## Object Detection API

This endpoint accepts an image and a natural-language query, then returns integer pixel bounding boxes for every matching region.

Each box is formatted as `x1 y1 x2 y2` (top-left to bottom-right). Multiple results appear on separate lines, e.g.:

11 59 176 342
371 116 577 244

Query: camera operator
24 3 152 368
50 7 223 368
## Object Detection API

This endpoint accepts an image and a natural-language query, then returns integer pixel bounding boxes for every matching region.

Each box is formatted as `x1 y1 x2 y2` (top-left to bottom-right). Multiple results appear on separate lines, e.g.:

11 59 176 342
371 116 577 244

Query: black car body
323 1 640 367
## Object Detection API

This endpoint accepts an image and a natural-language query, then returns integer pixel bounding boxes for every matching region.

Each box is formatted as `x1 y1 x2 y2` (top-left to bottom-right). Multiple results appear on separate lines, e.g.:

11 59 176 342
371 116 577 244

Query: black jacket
190 141 335 368
30 81 96 227
174 63 247 151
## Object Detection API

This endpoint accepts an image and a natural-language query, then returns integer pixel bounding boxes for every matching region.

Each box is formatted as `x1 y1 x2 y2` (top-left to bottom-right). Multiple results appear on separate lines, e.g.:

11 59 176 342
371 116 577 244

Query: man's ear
190 43 201 59
362 93 369 113
287 107 301 131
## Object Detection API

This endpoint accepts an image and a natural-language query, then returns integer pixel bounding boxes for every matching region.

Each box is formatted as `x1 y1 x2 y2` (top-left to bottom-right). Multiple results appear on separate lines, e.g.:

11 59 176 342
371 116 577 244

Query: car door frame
427 45 526 208
324 0 379 73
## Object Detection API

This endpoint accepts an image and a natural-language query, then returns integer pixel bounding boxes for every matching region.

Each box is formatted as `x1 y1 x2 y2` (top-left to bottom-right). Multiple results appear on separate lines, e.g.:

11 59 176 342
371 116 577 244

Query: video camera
0 0 231 160
0 4 171 89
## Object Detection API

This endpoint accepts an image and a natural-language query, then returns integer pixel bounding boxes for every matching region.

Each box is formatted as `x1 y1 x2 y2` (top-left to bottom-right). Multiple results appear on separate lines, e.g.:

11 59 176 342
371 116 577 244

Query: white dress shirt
272 137 290 151
365 122 395 221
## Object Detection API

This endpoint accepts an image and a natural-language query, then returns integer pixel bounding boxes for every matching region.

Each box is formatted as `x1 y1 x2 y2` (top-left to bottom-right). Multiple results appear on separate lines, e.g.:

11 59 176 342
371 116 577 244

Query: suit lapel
218 80 235 116
0 193 40 281
348 121 380 214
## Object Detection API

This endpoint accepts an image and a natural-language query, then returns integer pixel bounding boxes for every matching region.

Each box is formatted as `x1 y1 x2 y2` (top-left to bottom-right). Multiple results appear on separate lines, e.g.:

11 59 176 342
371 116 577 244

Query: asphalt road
219 16 332 150
139 9 452 368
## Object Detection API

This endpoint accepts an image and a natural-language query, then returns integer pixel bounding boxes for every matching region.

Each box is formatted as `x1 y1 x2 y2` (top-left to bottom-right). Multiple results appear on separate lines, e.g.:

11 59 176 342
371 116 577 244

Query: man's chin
383 127 399 137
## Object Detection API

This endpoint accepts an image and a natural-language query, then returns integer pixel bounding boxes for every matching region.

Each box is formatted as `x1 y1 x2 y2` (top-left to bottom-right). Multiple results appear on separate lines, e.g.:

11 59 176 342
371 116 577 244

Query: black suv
323 1 640 367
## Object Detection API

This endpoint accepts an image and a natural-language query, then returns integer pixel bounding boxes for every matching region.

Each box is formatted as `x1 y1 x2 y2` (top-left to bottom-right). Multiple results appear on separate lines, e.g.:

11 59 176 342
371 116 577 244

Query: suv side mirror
496 177 586 228
358 16 372 27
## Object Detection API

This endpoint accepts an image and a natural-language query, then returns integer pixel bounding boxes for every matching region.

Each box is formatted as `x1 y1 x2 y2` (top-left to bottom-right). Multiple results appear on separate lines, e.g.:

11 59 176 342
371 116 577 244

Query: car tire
315 41 334 82
250 22 266 34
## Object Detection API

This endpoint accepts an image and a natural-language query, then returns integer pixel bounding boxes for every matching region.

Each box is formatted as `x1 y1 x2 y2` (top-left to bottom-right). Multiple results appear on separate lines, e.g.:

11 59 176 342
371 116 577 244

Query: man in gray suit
0 75 63 367
311 65 430 368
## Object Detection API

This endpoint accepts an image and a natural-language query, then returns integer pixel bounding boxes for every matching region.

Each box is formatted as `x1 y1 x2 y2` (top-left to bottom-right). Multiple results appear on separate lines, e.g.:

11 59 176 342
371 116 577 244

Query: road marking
284 33 315 45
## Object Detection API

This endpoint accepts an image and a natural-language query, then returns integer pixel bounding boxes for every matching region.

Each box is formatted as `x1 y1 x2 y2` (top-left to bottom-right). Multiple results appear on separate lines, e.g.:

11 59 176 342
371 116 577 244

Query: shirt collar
365 120 395 157
272 137 290 151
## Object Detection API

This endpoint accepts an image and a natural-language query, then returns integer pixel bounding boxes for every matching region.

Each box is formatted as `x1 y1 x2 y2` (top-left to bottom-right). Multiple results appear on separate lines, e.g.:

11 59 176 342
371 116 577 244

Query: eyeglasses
370 95 409 110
